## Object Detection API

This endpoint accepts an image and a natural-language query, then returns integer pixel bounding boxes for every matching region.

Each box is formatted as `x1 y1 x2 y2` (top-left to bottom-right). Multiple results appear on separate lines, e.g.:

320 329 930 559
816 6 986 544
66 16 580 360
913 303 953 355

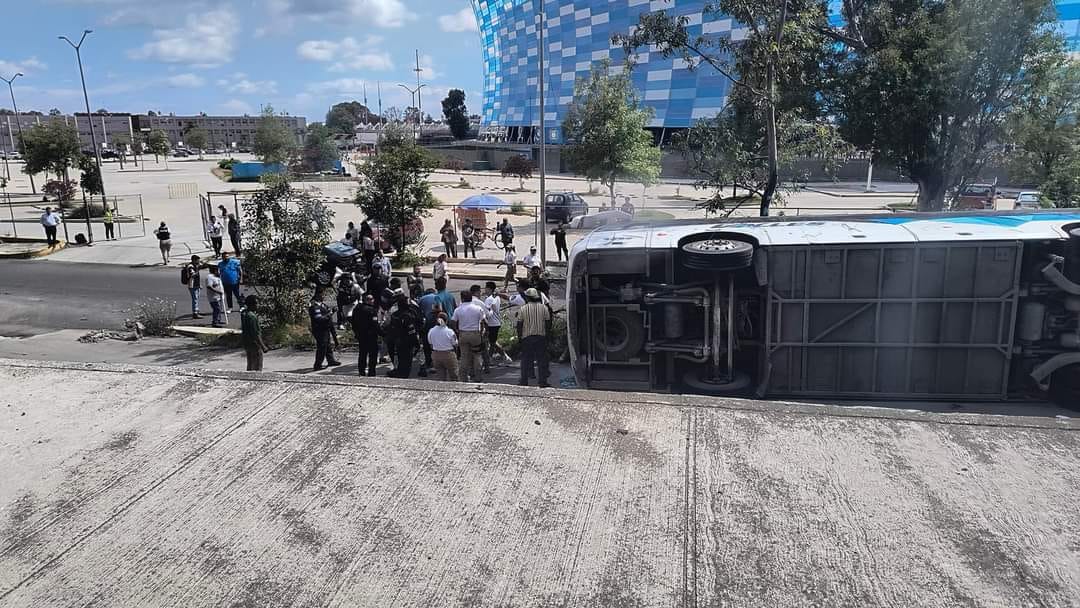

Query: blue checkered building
472 0 1080 144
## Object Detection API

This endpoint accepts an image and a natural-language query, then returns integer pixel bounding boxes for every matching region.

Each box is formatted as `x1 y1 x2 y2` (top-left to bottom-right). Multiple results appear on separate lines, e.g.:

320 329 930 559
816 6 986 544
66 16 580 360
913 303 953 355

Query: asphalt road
0 259 562 337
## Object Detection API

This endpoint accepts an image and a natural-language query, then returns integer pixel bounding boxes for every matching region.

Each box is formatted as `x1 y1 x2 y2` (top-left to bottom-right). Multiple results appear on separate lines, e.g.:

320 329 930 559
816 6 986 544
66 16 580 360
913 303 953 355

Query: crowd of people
293 258 557 387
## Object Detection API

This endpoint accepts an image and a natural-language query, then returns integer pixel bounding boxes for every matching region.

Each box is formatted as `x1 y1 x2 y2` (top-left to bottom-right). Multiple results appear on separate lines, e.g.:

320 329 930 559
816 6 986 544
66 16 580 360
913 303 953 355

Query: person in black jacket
309 289 341 370
386 293 422 378
550 221 569 261
351 293 380 377
227 213 242 254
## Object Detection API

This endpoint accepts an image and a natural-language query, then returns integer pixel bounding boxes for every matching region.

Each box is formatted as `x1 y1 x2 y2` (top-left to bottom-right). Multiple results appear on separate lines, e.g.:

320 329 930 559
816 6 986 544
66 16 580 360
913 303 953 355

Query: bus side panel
763 242 1021 400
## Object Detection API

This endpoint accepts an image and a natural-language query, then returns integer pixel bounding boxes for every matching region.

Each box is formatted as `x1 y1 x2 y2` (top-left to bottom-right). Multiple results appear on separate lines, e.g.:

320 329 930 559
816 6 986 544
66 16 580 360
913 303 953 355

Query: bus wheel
681 238 754 272
591 308 646 361
683 369 752 395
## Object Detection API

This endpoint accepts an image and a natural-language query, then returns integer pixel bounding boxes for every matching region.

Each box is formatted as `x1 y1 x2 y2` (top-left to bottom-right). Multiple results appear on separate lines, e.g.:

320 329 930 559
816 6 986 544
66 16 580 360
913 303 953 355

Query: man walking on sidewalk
452 289 486 382
484 281 510 364
517 288 552 388
309 289 341 371
218 252 243 311
182 255 205 319
207 216 224 257
40 207 61 247
205 265 226 328
241 295 269 371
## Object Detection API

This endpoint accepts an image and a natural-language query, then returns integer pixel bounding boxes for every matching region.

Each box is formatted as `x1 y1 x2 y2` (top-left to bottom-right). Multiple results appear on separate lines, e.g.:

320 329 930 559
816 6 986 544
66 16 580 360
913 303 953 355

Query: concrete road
0 259 537 337
0 359 1077 607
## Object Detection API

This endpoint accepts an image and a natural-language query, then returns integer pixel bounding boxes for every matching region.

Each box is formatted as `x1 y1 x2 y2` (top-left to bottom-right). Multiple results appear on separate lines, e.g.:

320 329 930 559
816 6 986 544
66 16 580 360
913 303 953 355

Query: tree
501 155 534 190
441 89 470 139
326 101 378 135
241 175 335 326
562 63 662 205
618 0 832 216
42 180 76 203
354 123 439 250
1005 59 1080 206
254 104 299 167
184 128 209 160
146 129 171 164
78 155 104 197
18 122 81 182
48 108 62 116
827 0 1064 210
302 123 340 172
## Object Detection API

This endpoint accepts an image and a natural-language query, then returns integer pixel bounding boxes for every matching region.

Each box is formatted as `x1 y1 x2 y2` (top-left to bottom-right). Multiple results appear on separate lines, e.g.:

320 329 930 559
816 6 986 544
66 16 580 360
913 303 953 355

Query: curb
0 239 67 259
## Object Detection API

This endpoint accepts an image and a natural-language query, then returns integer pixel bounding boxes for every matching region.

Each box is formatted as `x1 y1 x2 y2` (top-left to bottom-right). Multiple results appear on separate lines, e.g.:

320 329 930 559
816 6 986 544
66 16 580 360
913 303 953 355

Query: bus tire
681 237 754 272
682 368 753 395
591 308 646 361
1049 364 1080 410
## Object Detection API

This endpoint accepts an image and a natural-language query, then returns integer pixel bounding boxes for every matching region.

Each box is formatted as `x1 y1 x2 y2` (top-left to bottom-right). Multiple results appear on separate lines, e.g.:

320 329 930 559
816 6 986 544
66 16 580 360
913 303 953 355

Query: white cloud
0 57 47 76
220 99 254 115
129 9 238 67
273 0 412 28
164 73 205 88
307 78 371 96
297 37 393 72
438 7 477 33
216 73 279 95
417 54 440 80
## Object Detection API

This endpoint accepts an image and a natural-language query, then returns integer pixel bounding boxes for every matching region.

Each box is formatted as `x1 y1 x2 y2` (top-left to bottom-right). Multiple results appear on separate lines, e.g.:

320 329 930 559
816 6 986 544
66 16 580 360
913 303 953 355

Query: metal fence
1 191 144 242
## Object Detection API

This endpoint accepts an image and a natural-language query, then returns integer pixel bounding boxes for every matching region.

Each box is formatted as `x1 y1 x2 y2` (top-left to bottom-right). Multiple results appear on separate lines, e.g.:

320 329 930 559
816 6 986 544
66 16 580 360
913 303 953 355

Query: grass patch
887 202 918 212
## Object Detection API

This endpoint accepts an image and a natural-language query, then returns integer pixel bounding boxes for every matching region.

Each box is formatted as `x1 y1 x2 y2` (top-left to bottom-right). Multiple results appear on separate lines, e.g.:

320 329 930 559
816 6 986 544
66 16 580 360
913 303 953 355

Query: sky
0 0 484 122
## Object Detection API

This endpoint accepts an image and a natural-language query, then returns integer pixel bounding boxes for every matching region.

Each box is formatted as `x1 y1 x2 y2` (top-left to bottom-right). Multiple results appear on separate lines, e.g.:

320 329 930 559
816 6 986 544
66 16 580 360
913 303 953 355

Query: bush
130 297 177 336
43 180 77 203
442 157 467 172
510 201 527 214
61 200 106 219
394 246 426 270
218 158 238 170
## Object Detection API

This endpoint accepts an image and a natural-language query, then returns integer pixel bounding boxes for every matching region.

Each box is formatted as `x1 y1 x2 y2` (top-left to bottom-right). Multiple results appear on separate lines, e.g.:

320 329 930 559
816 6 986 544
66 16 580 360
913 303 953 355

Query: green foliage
254 104 299 167
509 201 528 215
1006 59 1080 206
561 62 662 205
442 157 467 172
43 180 77 202
146 129 171 160
78 155 104 196
393 247 425 270
241 175 335 326
501 155 534 190
301 123 340 172
829 0 1065 210
441 89 470 139
218 158 238 170
184 128 209 158
18 121 81 181
326 101 378 135
130 297 177 336
355 127 439 243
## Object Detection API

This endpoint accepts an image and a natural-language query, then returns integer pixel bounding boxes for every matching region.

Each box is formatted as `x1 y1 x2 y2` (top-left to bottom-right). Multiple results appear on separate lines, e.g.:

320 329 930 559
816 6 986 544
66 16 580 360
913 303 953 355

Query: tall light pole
398 83 425 140
1 72 35 193
413 49 424 139
537 8 547 266
60 29 102 244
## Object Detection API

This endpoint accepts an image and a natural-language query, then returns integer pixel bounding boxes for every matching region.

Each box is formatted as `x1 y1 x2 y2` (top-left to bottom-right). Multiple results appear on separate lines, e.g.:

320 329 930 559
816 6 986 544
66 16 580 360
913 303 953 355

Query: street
0 259 561 337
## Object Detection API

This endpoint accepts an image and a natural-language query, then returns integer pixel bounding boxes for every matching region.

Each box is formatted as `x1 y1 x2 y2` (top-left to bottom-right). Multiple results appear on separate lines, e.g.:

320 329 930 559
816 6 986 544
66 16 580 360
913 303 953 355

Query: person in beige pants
427 314 459 381
451 290 487 382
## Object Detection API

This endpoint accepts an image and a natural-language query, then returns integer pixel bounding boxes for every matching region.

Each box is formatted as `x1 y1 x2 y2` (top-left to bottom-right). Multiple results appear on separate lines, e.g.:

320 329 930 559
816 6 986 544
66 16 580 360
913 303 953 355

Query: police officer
309 289 341 370
387 293 423 378
351 292 381 377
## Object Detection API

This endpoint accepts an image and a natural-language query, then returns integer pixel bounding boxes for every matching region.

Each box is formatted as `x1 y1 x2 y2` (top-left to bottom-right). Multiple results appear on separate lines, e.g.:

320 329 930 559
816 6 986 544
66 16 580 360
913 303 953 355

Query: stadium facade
471 0 1080 144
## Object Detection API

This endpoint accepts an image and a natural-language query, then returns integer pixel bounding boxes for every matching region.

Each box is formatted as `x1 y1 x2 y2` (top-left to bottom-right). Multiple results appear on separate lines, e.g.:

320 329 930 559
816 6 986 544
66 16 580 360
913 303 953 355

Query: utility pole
377 81 383 121
414 50 424 139
1 73 35 193
398 83 425 141
538 8 547 266
60 29 103 244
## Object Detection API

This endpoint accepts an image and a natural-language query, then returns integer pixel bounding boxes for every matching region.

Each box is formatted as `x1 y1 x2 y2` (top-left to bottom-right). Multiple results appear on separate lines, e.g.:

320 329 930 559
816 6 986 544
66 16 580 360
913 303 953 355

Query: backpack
181 265 192 285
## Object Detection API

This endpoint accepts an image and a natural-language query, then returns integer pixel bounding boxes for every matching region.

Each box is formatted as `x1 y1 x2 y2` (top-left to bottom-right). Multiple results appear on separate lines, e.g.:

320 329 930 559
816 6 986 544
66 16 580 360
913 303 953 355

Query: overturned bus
566 211 1080 405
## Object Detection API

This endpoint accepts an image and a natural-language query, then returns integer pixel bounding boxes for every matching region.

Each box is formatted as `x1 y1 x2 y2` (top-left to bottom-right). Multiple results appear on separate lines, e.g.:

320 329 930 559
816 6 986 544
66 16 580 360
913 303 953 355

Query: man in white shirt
207 217 224 257
433 253 449 282
522 246 542 271
427 313 459 381
205 265 227 328
372 250 392 278
40 207 61 247
451 289 487 382
484 281 510 364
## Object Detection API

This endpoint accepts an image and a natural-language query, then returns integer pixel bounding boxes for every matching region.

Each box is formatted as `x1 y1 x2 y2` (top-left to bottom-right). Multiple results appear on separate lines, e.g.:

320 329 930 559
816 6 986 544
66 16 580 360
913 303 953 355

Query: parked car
1014 191 1048 210
545 191 589 223
953 182 998 210
172 150 191 158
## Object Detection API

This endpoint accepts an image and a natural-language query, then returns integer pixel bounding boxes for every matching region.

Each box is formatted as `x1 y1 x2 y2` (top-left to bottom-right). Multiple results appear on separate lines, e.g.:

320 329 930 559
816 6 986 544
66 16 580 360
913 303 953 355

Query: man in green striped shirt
516 288 552 388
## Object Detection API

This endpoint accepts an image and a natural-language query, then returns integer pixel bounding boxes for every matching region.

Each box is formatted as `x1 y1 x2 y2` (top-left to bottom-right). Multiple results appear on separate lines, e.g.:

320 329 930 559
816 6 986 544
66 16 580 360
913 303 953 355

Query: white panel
647 69 672 81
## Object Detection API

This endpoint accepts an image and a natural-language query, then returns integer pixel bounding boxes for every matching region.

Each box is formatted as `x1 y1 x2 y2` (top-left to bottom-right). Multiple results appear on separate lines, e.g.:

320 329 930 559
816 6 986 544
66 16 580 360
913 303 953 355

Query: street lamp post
60 29 104 244
1 72 36 194
398 83 425 141
537 8 547 266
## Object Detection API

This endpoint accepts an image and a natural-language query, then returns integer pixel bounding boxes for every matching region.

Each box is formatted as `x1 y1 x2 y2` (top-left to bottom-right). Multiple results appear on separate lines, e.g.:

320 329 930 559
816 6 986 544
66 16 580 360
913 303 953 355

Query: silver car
1015 191 1046 210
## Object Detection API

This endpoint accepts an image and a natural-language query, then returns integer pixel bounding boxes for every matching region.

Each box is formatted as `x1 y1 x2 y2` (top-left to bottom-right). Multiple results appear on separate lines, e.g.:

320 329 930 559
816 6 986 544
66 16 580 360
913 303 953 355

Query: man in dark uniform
309 289 341 370
351 292 380 377
387 293 422 378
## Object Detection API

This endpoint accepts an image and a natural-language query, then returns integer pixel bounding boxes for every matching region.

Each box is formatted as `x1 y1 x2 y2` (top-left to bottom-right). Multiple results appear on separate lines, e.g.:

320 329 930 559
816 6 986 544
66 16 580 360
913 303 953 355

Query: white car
1015 191 1046 210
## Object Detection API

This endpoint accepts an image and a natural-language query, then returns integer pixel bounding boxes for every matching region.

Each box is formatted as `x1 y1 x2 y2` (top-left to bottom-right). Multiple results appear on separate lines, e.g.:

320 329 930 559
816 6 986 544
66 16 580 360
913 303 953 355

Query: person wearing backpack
154 222 172 265
181 255 205 319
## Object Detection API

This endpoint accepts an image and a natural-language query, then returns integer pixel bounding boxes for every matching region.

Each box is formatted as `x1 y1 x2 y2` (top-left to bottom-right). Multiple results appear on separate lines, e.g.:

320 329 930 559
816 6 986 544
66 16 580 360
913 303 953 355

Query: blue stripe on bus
873 213 1080 227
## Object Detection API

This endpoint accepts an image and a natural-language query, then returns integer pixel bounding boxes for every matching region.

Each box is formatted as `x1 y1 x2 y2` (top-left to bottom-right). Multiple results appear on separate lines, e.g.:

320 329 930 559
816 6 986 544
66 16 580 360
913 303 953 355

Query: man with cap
521 246 542 272
516 288 552 387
